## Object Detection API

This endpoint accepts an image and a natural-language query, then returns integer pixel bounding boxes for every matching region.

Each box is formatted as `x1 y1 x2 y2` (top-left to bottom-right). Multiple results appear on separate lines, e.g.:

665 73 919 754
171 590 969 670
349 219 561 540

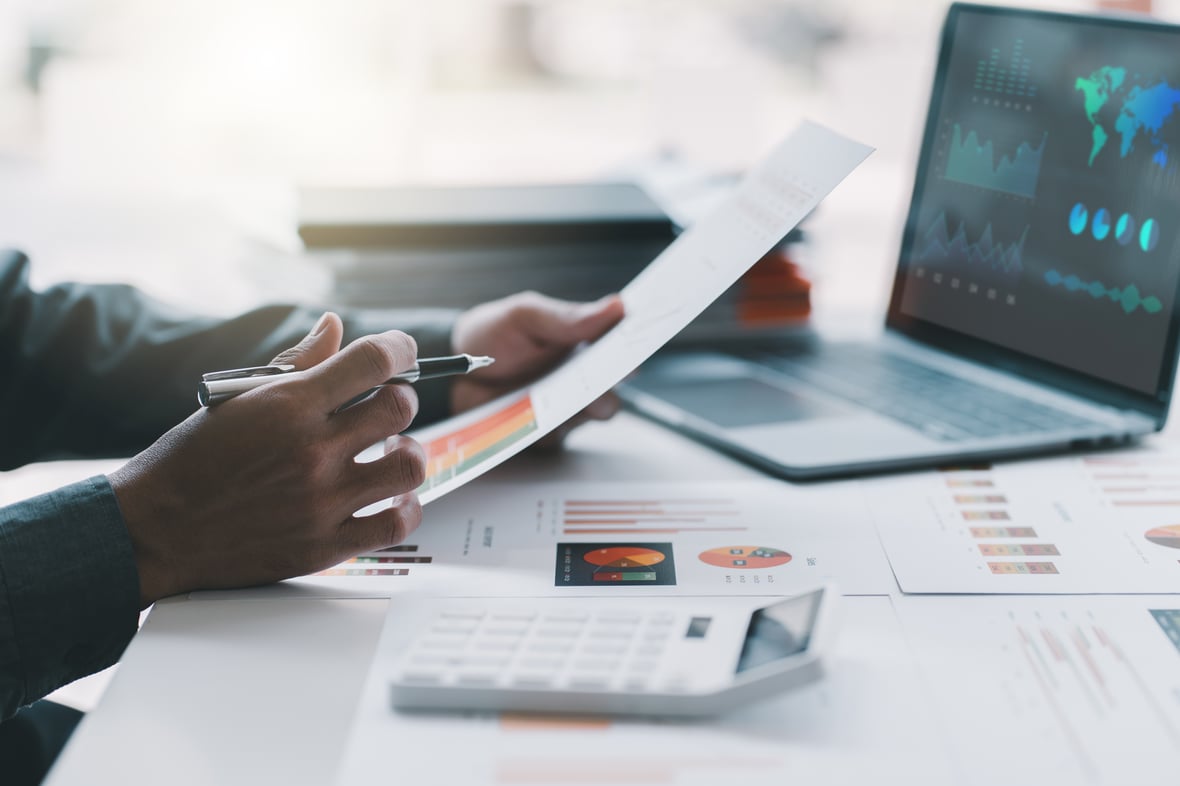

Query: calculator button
534 627 581 639
633 645 664 657
626 660 659 673
586 628 634 640
528 641 575 654
581 643 627 656
430 622 479 635
516 657 565 671
481 625 529 637
648 613 675 623
475 640 521 653
621 678 649 692
510 675 555 689
567 676 611 691
456 673 500 687
462 655 511 668
571 658 620 672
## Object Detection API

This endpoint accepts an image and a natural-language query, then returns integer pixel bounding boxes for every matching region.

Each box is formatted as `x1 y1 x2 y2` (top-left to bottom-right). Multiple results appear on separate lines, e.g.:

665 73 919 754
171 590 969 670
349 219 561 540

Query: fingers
300 331 418 410
334 493 423 558
269 312 344 371
330 383 420 452
345 435 428 510
512 292 625 349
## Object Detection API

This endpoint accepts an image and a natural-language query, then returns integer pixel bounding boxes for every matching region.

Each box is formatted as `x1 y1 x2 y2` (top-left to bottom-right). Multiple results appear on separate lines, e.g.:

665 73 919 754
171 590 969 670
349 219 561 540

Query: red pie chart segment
583 546 667 568
699 546 792 569
1145 525 1180 550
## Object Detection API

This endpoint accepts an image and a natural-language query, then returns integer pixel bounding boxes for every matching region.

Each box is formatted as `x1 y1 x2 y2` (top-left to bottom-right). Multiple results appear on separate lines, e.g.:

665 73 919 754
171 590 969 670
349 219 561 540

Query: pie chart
1115 213 1136 246
1145 525 1180 550
1069 203 1088 236
1092 208 1111 241
699 546 792 569
583 546 666 568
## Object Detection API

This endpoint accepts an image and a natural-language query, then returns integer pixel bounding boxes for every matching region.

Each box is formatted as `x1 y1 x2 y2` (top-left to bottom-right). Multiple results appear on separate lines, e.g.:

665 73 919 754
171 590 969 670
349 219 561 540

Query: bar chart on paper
418 394 538 494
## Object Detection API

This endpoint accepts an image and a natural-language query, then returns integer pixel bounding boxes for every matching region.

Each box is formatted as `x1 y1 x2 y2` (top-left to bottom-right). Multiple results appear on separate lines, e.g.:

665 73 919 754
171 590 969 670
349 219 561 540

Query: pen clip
201 364 296 382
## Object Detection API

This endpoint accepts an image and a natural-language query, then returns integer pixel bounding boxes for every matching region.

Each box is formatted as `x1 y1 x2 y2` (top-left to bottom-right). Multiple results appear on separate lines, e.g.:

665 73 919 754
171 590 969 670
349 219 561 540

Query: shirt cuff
340 308 460 427
0 476 140 718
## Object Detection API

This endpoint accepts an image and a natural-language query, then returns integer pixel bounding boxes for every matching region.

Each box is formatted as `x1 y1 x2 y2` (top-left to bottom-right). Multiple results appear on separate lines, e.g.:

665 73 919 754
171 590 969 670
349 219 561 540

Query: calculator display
734 589 823 674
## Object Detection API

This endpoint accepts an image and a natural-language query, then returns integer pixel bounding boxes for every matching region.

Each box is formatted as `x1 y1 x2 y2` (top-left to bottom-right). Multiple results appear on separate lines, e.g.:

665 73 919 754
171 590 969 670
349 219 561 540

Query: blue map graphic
1076 66 1180 169
1043 270 1163 315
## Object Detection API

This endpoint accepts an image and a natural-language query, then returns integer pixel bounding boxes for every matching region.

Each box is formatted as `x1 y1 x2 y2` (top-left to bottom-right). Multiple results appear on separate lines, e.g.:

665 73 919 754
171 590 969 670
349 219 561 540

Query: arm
0 250 457 470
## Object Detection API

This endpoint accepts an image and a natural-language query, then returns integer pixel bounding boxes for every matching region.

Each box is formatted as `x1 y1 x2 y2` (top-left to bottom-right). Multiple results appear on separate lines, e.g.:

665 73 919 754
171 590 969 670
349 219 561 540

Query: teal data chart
1043 270 1163 315
919 213 1027 278
944 125 1046 198
1076 65 1180 168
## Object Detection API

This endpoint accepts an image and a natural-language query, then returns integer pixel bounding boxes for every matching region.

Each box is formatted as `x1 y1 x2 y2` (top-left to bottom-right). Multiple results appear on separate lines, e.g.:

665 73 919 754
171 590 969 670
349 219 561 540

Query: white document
896 595 1180 786
332 596 962 786
865 443 1180 593
406 122 872 505
191 479 896 600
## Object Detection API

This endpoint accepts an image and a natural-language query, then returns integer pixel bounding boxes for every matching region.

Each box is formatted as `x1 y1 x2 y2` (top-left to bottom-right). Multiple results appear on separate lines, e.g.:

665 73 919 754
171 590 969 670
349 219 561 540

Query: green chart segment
1043 270 1163 315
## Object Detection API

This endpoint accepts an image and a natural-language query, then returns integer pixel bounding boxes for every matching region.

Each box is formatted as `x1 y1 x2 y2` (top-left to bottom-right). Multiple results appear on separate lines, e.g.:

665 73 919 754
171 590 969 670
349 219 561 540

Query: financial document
895 595 1180 786
407 122 873 505
865 445 1180 593
192 478 895 599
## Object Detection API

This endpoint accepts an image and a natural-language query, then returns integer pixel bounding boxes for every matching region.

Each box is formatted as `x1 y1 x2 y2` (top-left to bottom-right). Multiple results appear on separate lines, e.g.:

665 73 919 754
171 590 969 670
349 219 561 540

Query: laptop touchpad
636 376 841 428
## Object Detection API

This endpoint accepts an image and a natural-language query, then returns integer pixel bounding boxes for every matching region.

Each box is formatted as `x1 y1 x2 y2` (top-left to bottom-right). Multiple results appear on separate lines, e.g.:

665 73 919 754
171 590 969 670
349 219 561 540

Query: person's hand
108 313 427 606
450 291 626 443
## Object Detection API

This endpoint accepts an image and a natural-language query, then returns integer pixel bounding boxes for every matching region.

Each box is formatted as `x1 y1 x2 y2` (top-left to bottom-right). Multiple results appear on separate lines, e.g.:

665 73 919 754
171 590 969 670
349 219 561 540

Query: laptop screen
892 4 1180 397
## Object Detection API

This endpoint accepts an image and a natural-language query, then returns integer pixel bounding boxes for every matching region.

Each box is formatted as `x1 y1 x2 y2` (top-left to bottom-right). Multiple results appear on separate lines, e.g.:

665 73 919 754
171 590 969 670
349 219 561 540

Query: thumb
269 312 344 371
528 294 626 347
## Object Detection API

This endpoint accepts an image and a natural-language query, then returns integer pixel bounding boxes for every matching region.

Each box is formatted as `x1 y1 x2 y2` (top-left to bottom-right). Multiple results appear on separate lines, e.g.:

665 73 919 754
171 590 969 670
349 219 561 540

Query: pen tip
472 355 495 370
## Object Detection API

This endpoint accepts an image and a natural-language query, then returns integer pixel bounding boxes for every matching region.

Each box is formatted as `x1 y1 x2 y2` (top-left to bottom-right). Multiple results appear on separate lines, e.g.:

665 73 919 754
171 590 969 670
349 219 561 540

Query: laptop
622 3 1180 480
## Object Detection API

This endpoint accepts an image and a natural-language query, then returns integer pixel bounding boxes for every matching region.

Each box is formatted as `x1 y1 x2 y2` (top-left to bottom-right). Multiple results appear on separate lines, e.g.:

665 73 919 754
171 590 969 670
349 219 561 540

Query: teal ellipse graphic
1069 203 1088 235
1141 218 1160 252
1115 213 1136 245
1092 208 1112 241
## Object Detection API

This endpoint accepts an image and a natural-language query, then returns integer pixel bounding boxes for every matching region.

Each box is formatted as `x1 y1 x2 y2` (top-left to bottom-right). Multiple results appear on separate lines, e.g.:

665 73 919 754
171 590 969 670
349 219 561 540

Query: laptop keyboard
764 348 1102 442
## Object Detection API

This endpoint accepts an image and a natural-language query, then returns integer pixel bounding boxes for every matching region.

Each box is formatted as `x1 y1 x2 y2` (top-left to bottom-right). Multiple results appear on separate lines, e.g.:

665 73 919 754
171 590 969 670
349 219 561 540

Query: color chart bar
350 556 433 564
316 568 410 577
963 510 1011 521
954 494 1008 504
561 498 744 536
988 561 1059 574
970 526 1037 538
420 395 538 490
946 479 996 488
978 543 1060 556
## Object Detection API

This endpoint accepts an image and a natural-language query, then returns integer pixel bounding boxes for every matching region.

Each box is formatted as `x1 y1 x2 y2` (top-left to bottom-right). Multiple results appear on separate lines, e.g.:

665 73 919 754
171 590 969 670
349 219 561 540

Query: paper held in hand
409 121 874 505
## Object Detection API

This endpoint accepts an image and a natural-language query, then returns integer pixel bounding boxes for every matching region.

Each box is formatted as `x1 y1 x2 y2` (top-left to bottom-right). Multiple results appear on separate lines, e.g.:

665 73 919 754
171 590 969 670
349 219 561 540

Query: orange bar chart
420 395 538 491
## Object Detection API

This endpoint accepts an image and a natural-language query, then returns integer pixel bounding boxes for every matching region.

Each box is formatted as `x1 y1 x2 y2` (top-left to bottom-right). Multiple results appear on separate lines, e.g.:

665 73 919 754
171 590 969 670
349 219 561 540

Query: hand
450 291 626 444
109 313 427 606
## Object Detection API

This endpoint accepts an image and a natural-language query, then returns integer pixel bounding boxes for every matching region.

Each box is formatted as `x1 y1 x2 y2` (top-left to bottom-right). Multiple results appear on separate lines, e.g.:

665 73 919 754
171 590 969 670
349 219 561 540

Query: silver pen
198 354 495 407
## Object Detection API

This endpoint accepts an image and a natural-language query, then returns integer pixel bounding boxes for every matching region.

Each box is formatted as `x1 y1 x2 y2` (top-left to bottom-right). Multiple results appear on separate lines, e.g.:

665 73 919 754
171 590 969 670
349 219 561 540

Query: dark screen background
898 9 1180 394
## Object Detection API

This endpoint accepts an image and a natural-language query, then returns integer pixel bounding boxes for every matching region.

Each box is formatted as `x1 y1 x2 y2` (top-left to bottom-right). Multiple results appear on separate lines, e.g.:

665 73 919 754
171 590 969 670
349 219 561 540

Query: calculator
386 586 837 717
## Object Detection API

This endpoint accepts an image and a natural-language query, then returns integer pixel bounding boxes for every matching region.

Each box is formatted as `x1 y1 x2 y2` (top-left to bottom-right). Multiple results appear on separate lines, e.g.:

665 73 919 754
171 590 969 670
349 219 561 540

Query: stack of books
298 182 811 340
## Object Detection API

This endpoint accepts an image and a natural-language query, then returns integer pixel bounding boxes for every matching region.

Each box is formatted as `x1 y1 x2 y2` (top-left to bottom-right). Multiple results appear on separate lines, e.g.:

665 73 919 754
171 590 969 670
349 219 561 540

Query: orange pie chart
583 546 667 568
1146 525 1180 550
699 546 792 569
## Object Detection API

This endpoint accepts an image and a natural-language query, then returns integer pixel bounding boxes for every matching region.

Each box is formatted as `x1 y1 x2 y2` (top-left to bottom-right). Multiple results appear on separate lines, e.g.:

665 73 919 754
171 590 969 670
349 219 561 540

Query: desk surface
42 413 770 786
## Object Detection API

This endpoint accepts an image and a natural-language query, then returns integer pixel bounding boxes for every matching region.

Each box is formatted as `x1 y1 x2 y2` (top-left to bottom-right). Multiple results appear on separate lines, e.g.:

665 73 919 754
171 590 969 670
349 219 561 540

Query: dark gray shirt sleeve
0 249 461 718
0 477 139 720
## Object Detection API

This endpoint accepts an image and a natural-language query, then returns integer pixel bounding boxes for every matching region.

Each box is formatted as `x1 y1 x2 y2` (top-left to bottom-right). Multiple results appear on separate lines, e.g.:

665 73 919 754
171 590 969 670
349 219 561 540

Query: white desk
42 413 777 786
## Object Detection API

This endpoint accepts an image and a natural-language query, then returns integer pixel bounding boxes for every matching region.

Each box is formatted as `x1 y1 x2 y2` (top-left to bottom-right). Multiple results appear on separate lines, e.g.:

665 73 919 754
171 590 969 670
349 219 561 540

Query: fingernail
310 312 331 336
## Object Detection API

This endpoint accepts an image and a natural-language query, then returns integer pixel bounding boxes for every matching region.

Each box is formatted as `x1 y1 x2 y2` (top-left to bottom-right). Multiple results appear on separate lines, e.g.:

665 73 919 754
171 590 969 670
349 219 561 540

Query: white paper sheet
865 442 1180 593
332 596 962 786
896 595 1180 786
406 122 872 505
191 478 896 600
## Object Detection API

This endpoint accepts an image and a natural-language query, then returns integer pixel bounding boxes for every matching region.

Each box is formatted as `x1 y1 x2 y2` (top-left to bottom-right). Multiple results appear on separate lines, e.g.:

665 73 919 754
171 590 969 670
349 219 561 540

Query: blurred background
0 0 1171 321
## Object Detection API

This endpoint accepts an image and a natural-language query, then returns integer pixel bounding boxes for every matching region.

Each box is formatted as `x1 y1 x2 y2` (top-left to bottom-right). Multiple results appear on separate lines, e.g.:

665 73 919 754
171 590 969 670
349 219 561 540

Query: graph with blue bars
1043 270 1163 315
944 125 1046 199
